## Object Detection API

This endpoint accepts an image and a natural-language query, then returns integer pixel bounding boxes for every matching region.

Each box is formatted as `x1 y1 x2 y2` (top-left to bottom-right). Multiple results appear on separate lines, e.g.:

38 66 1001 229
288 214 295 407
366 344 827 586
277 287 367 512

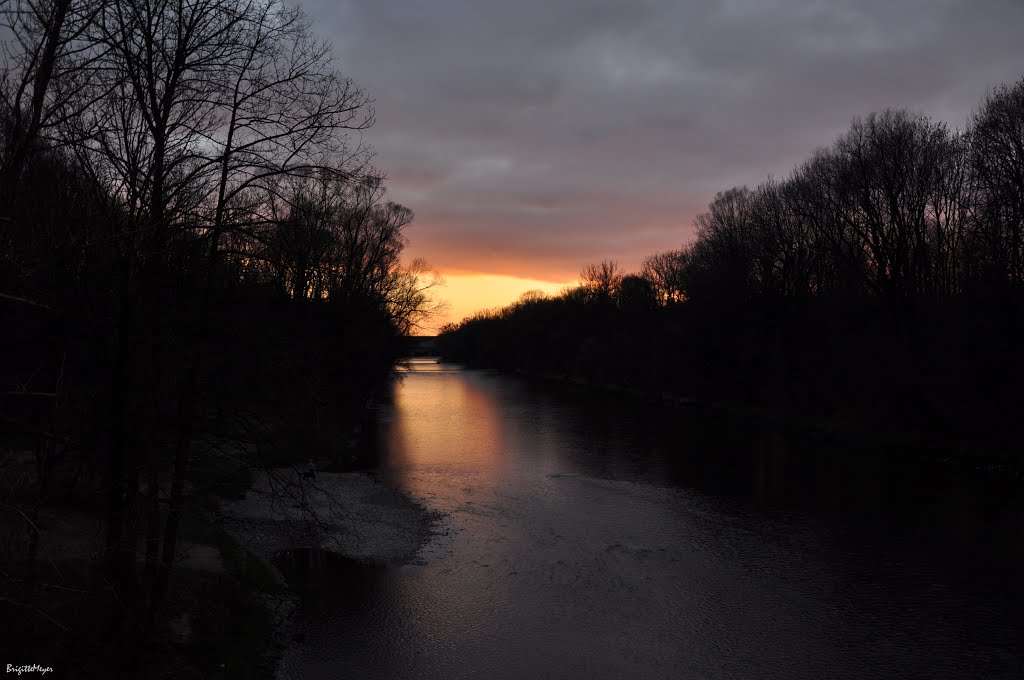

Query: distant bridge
402 336 438 357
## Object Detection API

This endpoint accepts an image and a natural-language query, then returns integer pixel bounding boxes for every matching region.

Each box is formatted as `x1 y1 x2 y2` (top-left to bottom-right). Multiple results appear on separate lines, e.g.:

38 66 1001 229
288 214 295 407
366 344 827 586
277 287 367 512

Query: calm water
277 359 1024 679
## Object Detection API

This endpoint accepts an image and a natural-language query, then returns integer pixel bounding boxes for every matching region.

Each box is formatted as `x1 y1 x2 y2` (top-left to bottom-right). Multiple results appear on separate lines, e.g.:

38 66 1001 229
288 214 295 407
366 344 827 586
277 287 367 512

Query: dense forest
0 0 436 675
439 79 1024 469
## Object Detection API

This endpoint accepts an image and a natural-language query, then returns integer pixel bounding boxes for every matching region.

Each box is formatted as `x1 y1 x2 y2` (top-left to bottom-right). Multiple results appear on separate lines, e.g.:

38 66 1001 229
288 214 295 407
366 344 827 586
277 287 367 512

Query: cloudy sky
301 0 1024 326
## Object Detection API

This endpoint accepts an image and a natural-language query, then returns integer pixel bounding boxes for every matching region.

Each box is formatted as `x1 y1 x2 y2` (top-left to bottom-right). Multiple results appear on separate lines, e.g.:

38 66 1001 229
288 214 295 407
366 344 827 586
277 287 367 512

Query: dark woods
0 0 436 674
440 81 1024 468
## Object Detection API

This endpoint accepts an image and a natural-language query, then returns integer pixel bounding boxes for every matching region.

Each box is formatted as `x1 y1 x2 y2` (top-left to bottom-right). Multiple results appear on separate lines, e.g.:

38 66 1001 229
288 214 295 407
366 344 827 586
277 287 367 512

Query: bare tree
0 0 107 181
969 78 1024 289
580 259 624 303
2 0 380 635
382 257 446 336
641 248 690 305
826 110 952 298
688 187 757 302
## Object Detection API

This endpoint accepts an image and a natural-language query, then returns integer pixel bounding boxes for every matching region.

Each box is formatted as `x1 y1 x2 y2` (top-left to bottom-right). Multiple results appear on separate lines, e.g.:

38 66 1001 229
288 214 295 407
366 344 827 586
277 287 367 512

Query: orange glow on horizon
423 272 576 335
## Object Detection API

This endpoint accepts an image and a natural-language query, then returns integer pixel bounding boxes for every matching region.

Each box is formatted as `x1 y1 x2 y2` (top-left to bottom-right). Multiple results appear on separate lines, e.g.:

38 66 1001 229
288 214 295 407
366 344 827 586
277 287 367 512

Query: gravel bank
223 467 441 565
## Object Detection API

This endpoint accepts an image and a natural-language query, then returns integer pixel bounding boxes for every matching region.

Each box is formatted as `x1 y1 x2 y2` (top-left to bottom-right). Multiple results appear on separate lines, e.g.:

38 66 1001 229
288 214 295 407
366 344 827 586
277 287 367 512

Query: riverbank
224 466 442 565
153 463 441 680
229 467 440 676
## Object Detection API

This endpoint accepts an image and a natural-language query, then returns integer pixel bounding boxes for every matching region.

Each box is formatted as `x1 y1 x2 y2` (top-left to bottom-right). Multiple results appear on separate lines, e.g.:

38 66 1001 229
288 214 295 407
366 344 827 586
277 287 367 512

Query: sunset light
4 0 1024 675
428 272 576 334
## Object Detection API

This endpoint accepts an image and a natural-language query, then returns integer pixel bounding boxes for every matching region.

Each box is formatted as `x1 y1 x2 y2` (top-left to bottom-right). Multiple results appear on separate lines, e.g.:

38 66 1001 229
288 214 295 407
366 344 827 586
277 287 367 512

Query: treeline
439 79 1024 466
0 0 434 674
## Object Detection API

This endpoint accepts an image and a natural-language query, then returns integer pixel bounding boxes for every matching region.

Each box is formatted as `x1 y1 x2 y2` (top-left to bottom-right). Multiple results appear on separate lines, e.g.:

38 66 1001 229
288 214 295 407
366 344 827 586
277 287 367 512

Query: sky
300 0 1024 331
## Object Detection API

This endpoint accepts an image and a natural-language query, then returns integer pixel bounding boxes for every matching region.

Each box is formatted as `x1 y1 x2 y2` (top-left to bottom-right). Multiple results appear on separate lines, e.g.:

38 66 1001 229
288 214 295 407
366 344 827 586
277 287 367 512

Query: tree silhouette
440 76 1024 468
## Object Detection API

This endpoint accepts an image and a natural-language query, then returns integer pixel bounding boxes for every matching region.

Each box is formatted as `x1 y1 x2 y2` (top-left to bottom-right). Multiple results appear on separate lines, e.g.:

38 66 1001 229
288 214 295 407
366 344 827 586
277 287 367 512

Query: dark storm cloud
303 0 1024 279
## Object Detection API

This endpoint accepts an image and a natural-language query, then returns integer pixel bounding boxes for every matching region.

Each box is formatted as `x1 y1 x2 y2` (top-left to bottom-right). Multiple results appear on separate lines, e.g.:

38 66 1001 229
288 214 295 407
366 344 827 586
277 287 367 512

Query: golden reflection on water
386 359 505 491
384 359 558 663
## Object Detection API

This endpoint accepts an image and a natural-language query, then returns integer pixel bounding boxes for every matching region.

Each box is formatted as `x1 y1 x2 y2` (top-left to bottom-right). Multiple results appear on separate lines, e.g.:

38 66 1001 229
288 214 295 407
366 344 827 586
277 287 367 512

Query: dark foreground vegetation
0 0 436 675
440 79 1024 471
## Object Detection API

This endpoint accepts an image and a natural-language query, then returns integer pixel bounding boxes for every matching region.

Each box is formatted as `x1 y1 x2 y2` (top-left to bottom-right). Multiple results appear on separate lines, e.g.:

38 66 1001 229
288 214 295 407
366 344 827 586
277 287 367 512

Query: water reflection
387 359 508 498
278 361 1024 680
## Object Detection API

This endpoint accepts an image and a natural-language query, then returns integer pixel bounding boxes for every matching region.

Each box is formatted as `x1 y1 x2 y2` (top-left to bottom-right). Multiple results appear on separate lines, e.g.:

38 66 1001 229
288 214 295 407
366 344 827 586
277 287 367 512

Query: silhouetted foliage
0 0 438 674
439 78 1024 470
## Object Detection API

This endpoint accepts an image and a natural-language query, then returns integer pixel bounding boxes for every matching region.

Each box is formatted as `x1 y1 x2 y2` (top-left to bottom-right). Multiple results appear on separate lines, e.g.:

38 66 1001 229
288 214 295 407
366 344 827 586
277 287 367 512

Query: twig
0 502 40 533
0 292 53 311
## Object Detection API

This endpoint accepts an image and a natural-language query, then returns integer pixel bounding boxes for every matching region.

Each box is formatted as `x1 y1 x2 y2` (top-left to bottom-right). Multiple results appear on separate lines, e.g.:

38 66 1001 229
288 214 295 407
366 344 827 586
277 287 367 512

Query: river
276 358 1024 679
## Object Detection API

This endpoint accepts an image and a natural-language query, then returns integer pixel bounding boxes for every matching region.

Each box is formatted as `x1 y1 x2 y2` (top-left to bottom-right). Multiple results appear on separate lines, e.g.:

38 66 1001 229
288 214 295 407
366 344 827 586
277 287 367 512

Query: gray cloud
303 0 1024 279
